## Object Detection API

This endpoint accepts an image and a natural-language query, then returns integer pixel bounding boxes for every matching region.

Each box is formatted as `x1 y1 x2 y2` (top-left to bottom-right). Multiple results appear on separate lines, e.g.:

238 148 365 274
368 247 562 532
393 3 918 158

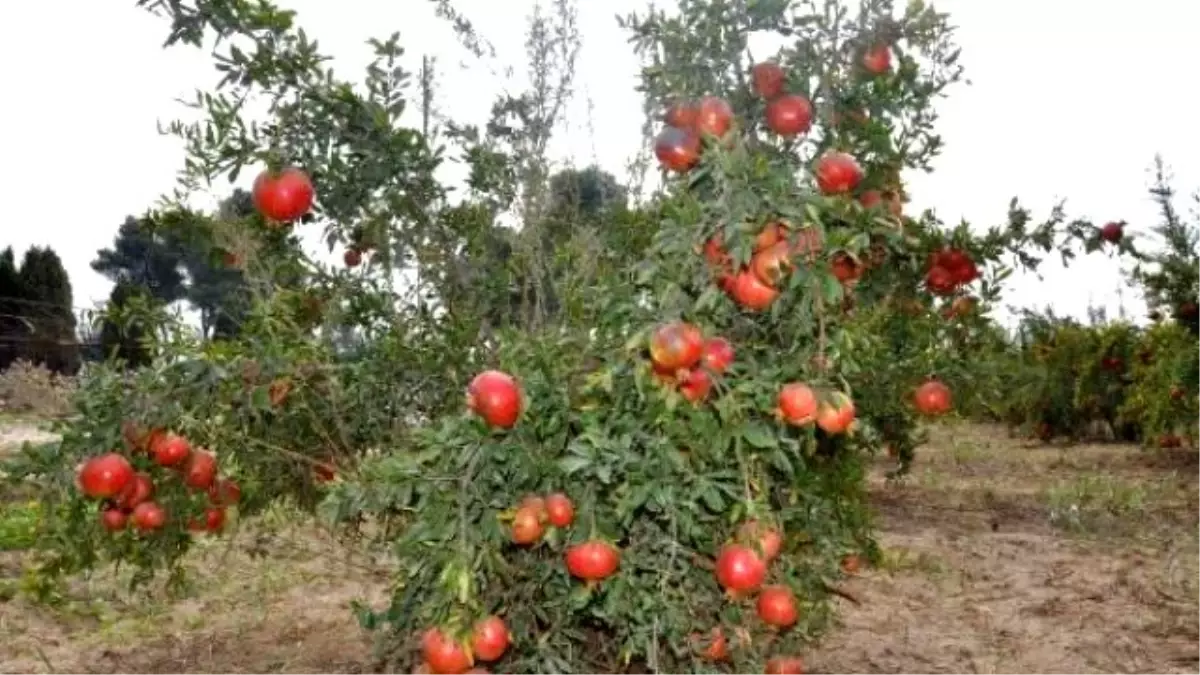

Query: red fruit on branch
778 383 818 426
422 629 473 675
253 167 314 223
471 616 511 662
654 126 701 173
679 368 713 402
715 544 766 594
765 95 813 137
467 370 522 429
815 152 864 195
78 453 134 499
913 379 953 416
664 100 698 130
545 493 575 528
752 61 786 99
701 337 735 374
131 501 167 532
862 44 892 74
565 540 621 581
649 322 705 374
756 585 799 628
1099 221 1124 243
726 269 780 310
694 96 734 138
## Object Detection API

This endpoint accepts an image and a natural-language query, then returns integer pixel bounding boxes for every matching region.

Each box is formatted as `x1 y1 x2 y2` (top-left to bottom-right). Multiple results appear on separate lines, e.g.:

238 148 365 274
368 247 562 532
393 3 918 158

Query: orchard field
1 0 1198 673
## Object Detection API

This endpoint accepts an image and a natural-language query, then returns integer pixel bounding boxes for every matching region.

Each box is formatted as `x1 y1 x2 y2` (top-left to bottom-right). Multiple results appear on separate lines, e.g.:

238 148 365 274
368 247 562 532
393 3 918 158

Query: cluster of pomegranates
76 427 240 534
648 322 734 402
924 247 978 296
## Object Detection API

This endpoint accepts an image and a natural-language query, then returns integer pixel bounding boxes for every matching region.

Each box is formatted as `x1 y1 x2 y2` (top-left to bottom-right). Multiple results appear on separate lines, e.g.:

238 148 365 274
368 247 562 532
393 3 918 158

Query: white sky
1 0 1196 329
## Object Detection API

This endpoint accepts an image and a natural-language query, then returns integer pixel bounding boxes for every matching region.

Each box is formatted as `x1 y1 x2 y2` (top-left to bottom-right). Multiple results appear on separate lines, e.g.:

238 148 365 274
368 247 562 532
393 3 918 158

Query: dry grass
0 360 76 420
0 423 1197 674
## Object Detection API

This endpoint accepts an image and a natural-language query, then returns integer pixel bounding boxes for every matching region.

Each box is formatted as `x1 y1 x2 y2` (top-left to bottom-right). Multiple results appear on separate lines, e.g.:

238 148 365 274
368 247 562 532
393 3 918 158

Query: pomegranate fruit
1099 221 1124 243
726 269 779 310
714 544 766 594
649 322 705 374
344 248 362 267
701 337 735 374
664 100 698 130
777 383 818 426
565 540 620 581
471 616 510 662
422 628 473 675
208 478 242 506
511 505 545 545
115 472 154 510
78 453 134 499
751 241 793 287
252 167 314 223
654 126 701 173
862 44 892 74
765 95 813 137
816 392 855 434
184 450 218 490
913 379 952 416
738 520 782 562
100 507 128 532
765 655 805 674
679 368 713 403
751 61 786 99
830 252 863 285
925 266 957 295
467 370 522 429
814 151 864 195
152 433 191 467
693 96 734 138
544 492 575 528
131 501 167 532
756 585 799 628
692 627 729 662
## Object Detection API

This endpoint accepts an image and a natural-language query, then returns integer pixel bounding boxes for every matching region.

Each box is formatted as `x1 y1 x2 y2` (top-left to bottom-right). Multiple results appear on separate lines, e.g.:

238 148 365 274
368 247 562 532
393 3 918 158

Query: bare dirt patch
1 423 1196 674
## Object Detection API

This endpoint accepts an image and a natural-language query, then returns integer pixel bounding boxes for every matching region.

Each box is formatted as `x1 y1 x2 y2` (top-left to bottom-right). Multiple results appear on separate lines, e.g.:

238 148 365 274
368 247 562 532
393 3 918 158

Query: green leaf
741 422 778 449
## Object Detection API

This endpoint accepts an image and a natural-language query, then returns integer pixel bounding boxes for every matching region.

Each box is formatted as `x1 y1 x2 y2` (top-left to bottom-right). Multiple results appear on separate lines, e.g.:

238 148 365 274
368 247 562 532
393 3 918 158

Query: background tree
98 279 154 368
0 246 26 369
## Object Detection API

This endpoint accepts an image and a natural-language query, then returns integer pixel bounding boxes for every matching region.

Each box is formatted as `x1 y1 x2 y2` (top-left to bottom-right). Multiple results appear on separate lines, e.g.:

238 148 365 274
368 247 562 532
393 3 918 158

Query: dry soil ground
1 423 1197 674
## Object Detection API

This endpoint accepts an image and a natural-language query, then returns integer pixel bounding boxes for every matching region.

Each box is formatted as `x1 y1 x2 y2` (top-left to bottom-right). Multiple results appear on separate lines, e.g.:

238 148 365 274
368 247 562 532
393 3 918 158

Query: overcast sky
1 0 1195 328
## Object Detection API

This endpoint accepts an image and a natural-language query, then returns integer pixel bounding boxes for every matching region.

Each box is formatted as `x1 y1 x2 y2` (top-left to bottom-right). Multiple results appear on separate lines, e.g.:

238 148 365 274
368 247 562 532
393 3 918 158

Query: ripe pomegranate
692 627 729 662
116 472 154 510
422 629 473 675
830 252 863 285
765 95 813 137
714 544 766 594
467 370 522 429
694 96 734 138
544 493 575 528
944 296 975 319
755 222 788 252
862 44 892 74
737 520 782 562
751 241 794 288
778 383 818 426
751 61 786 99
565 540 620 581
654 126 701 173
152 433 191 467
679 368 713 403
701 337 735 374
131 501 167 532
100 507 128 532
344 248 362 267
925 266 957 296
756 585 799 628
765 655 805 674
208 478 242 506
520 494 547 519
189 507 226 533
664 100 698 130
726 269 779 311
913 379 953 416
78 453 134 499
471 616 510 662
649 322 705 374
816 392 855 434
511 505 545 545
252 167 314 223
703 235 732 272
814 152 864 195
184 450 218 490
1099 221 1124 243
